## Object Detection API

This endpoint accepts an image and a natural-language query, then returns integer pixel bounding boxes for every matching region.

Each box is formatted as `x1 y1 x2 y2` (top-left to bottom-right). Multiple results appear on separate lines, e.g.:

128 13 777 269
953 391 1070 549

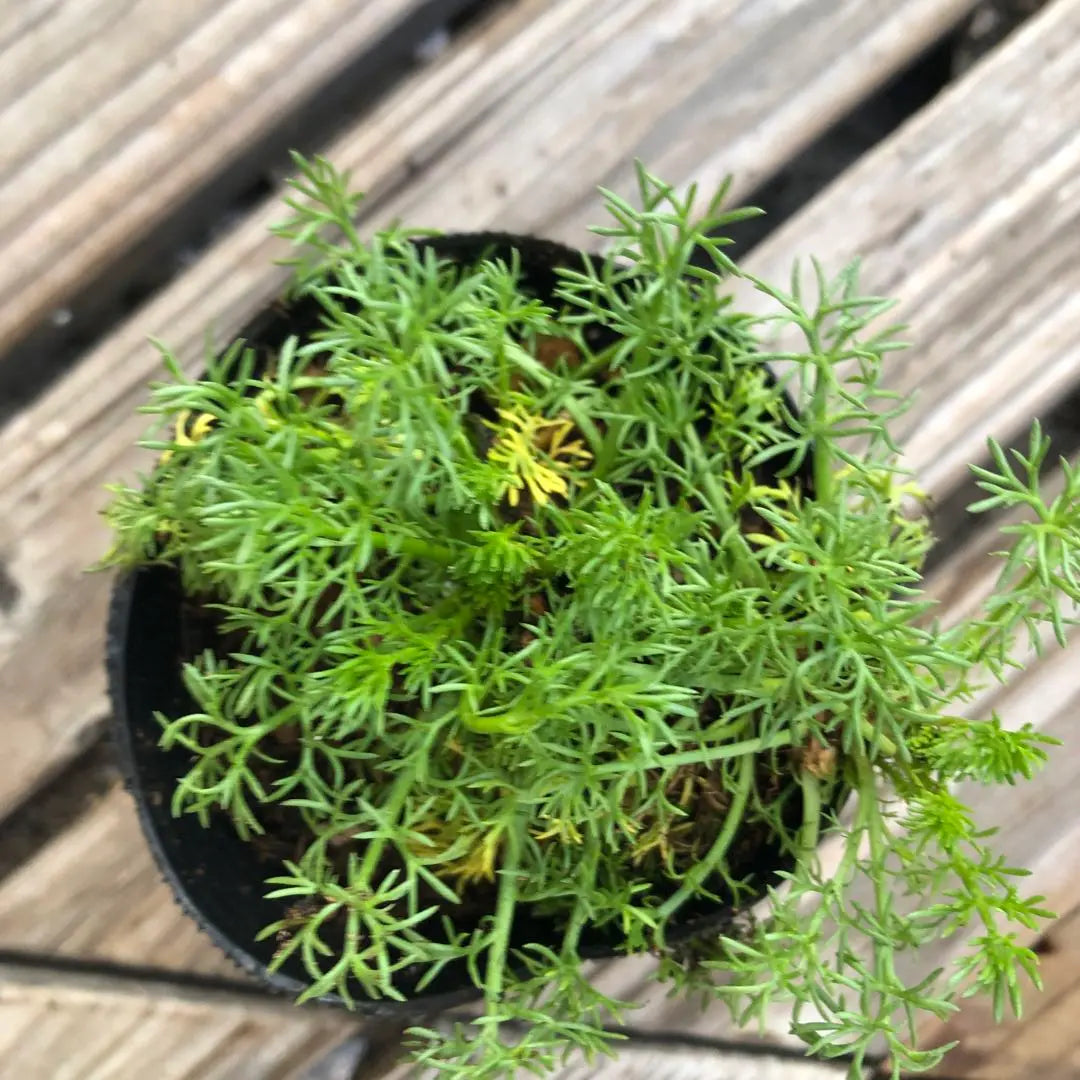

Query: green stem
855 752 898 986
485 818 522 1007
797 771 822 860
592 731 794 778
368 530 454 564
967 565 1042 667
682 427 767 588
656 751 755 922
810 350 833 504
308 514 457 566
358 766 416 885
858 716 898 757
562 845 599 960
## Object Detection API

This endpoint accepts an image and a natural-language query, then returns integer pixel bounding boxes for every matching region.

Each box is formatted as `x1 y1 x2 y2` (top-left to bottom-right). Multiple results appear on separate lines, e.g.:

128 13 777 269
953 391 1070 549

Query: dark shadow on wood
0 0 504 425
0 947 336 1010
719 33 958 261
0 729 117 885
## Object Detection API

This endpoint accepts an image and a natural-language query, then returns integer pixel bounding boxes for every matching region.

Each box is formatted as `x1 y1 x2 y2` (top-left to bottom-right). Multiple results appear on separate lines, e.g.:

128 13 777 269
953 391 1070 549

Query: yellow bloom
160 410 216 464
746 477 799 506
441 828 503 886
532 817 584 845
836 465 928 509
255 389 281 426
486 407 592 507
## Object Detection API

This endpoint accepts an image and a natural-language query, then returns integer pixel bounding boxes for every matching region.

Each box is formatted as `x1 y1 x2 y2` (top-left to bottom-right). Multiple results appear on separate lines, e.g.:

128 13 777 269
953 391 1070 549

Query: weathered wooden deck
1 0 1078 1077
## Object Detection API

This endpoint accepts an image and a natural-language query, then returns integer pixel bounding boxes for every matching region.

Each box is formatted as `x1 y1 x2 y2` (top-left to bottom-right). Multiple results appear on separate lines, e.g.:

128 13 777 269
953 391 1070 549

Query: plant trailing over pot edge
101 155 1074 1079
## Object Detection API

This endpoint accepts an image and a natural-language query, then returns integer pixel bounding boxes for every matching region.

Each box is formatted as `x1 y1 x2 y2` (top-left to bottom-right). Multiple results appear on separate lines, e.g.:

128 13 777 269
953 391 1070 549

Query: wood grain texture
362 1042 853 1080
575 493 1080 1051
0 0 136 101
0 954 328 1017
0 0 430 351
0 1 63 56
0 784 361 1078
557 0 1080 1052
528 0 978 244
364 0 978 241
555 1046 850 1080
739 0 1080 494
922 904 1080 1079
0 982 353 1080
0 0 976 818
0 785 241 976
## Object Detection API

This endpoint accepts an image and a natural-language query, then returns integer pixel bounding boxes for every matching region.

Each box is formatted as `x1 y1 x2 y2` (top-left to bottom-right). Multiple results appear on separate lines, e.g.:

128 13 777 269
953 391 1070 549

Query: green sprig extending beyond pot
103 154 1075 1079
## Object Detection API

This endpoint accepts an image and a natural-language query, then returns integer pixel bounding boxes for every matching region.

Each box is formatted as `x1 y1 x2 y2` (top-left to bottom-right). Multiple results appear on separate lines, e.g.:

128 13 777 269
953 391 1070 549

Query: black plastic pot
107 233 815 1012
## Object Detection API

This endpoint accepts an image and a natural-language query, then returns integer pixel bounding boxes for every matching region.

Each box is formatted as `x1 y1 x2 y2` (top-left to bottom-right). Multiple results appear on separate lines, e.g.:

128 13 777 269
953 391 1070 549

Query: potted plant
103 156 1073 1079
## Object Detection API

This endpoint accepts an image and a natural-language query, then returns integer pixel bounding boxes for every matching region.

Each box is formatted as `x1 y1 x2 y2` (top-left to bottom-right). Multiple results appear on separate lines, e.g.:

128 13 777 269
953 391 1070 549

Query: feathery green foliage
102 155 1077 1079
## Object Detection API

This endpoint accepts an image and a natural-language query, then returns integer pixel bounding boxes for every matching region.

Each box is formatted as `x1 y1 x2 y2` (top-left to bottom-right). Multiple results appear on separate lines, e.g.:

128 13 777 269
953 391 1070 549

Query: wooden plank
1 0 212 163
553 0 1080 1052
366 1042 853 1080
525 0 978 246
0 0 132 99
923 905 1080 1079
0 0 435 352
0 0 977 818
0 953 333 1018
0 788 360 1078
0 2 60 55
739 0 1080 496
366 0 977 243
555 1046 850 1080
0 785 240 976
0 988 354 1080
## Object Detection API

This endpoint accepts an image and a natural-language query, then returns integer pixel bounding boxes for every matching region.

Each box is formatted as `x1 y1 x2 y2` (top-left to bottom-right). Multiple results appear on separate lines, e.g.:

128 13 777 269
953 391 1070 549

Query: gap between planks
0 0 979 821
0 0 443 353
0 951 334 1021
0 0 1076 1068
738 0 1080 499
